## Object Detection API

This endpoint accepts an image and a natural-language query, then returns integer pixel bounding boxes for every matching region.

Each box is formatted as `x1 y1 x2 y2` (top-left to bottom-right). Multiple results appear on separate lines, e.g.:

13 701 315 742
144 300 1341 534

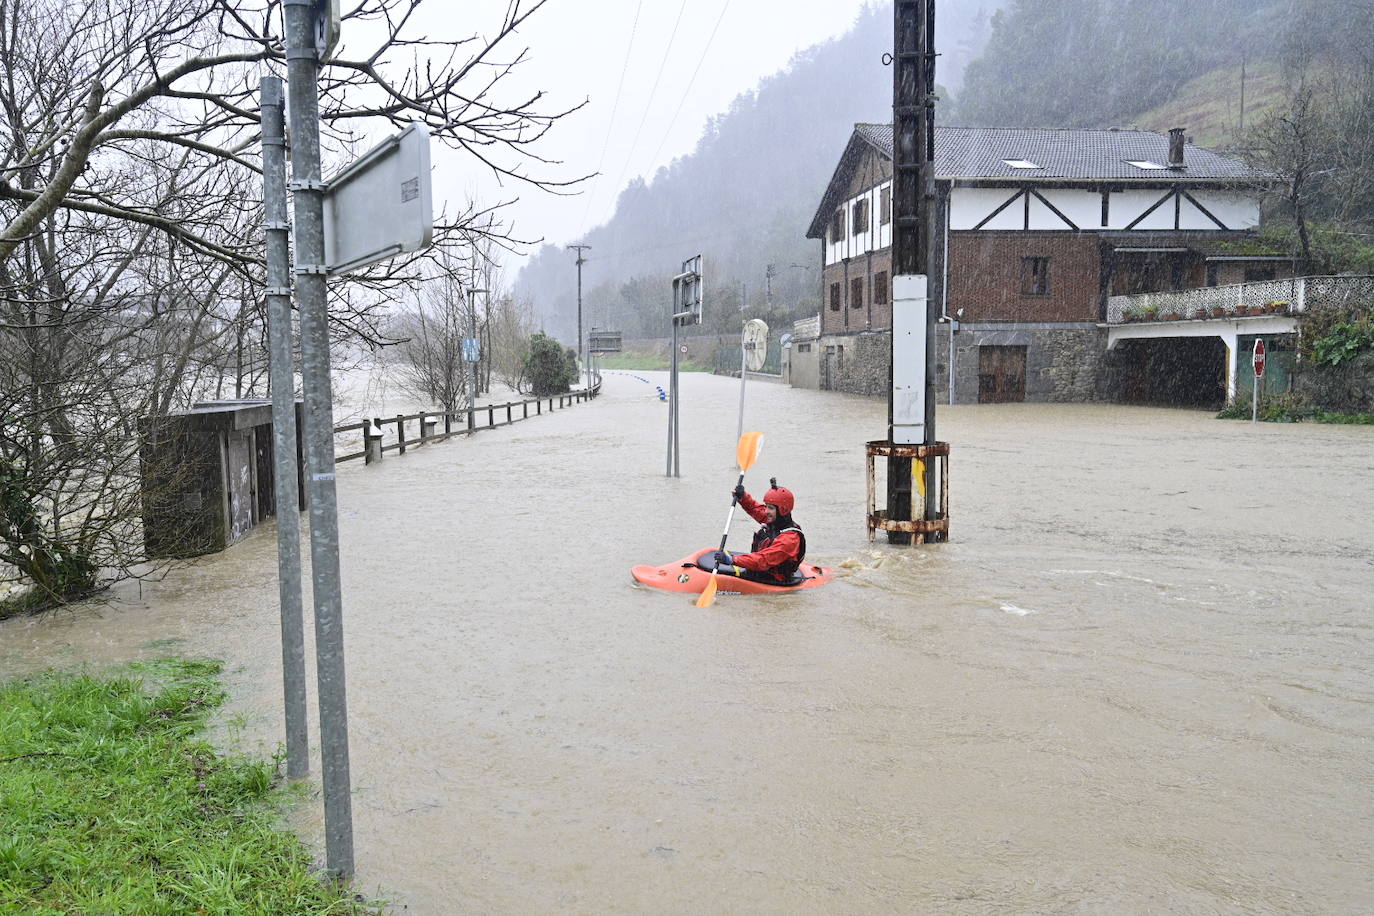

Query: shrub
524 332 577 395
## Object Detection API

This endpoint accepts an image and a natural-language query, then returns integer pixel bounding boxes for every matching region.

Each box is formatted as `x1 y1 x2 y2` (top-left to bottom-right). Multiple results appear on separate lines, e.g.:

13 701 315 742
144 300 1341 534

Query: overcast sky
413 0 879 273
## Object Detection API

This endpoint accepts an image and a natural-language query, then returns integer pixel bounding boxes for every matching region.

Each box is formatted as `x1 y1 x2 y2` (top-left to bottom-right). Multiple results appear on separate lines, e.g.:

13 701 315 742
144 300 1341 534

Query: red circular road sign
1253 338 1266 378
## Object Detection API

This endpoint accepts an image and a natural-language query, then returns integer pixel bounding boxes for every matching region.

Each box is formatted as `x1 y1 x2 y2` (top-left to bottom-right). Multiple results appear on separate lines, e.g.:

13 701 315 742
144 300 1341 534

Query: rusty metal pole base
866 440 950 545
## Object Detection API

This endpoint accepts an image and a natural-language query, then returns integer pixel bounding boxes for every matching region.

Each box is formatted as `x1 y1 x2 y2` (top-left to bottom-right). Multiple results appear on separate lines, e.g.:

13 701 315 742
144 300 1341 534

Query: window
1244 267 1276 283
1206 263 1219 287
829 282 841 311
1021 256 1050 296
851 276 864 309
880 186 891 225
797 342 812 353
852 198 869 235
830 208 845 242
873 271 889 305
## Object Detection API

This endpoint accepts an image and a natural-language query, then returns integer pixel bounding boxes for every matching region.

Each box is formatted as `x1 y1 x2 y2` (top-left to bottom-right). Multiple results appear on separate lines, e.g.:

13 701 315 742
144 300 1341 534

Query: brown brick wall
822 249 894 335
948 232 1102 322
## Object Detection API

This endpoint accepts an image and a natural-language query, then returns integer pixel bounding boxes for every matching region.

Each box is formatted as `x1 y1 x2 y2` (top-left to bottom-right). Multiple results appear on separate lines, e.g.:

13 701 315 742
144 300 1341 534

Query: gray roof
854 123 1271 182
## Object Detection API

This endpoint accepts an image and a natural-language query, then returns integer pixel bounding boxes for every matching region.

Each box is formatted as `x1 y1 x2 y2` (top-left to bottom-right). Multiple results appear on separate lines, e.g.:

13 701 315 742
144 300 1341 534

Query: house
798 124 1301 405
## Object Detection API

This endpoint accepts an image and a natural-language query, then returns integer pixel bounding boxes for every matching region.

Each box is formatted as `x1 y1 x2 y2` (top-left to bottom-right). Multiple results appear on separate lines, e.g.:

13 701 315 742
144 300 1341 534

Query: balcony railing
1105 275 1374 323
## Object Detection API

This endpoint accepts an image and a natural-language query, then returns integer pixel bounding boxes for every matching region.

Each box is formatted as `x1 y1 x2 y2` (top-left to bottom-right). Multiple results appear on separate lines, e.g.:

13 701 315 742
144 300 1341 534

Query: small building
800 124 1297 405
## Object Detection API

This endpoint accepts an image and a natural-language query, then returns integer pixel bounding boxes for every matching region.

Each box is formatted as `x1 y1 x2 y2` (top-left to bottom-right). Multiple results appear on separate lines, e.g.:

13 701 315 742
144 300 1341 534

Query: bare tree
0 0 587 612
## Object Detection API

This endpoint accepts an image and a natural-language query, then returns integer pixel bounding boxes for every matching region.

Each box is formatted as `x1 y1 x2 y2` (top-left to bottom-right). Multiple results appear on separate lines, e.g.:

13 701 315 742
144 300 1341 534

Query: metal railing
332 382 600 464
1105 275 1374 323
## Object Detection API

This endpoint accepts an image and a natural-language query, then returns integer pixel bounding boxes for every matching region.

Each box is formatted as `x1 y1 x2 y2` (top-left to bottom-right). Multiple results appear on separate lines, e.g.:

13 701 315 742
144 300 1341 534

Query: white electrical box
891 274 928 444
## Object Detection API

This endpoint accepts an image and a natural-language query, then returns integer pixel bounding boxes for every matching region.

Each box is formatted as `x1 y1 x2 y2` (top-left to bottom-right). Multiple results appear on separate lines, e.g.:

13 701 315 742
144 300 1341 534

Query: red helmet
763 486 795 515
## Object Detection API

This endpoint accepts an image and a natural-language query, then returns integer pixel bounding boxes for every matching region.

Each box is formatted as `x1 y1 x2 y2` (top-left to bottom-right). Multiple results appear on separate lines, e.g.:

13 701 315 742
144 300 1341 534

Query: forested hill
512 3 1005 343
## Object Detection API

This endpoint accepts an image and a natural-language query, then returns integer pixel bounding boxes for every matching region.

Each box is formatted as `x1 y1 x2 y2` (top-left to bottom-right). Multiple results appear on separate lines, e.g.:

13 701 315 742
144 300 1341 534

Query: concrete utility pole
282 0 353 877
889 0 941 544
568 244 590 388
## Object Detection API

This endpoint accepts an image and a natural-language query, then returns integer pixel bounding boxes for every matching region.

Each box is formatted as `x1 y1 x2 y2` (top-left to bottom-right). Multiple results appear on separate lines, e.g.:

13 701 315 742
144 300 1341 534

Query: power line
646 0 734 171
604 0 690 217
577 0 645 238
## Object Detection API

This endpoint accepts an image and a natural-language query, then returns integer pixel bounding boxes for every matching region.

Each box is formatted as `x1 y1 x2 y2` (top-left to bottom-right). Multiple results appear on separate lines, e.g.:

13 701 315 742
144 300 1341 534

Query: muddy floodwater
3 372 1372 913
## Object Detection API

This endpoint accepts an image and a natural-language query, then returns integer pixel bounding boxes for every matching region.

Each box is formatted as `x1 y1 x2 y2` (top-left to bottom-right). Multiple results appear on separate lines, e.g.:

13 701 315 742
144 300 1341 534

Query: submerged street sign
323 121 433 275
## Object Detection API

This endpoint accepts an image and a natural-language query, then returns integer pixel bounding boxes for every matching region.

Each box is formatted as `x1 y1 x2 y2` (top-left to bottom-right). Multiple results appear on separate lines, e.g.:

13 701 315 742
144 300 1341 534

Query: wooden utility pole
886 0 942 544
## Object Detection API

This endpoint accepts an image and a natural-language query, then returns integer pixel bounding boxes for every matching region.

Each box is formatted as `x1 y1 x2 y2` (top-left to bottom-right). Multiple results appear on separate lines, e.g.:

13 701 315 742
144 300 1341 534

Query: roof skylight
1126 160 1168 170
1003 158 1042 169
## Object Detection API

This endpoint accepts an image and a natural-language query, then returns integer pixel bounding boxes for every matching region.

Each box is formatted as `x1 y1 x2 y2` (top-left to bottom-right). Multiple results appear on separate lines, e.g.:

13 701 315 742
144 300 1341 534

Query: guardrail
332 383 600 464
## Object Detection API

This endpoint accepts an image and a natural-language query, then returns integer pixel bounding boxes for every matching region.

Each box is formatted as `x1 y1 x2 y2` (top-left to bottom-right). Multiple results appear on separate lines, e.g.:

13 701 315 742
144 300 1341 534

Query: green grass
1132 60 1286 149
597 352 712 372
1215 401 1374 424
0 659 379 915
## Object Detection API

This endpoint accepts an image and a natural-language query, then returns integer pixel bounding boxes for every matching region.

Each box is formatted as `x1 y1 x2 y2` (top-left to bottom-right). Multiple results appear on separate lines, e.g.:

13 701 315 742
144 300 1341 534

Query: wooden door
977 345 1027 403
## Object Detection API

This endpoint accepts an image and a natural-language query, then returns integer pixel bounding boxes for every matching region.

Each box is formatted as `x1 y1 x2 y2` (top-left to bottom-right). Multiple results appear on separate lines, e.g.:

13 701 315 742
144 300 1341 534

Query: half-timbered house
800 124 1294 404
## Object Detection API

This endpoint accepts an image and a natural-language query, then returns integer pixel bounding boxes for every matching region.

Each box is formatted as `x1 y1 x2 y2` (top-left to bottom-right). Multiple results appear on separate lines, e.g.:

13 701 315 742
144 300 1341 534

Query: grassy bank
0 659 378 914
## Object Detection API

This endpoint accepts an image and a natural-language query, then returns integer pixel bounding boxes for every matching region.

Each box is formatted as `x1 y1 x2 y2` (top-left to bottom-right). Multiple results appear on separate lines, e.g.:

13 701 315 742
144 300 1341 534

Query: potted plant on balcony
1267 300 1290 314
1120 308 1139 323
1161 310 1183 321
1193 308 1209 320
1140 305 1160 321
1210 305 1227 318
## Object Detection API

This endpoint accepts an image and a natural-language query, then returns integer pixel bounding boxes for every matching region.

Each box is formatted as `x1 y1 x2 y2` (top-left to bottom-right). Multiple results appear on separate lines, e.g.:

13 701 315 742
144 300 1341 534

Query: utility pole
568 244 591 388
887 0 942 545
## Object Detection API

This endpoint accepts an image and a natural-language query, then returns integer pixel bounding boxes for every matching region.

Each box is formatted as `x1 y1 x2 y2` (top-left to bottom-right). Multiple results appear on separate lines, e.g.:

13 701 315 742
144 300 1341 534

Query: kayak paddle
696 431 764 608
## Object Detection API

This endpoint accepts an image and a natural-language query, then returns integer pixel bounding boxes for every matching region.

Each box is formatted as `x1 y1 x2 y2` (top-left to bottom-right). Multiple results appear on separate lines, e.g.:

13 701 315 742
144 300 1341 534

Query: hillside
512 3 1005 343
1131 61 1286 151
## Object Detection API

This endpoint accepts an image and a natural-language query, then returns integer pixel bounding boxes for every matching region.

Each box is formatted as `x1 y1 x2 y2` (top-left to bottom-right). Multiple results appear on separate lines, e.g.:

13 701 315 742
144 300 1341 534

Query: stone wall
1294 352 1374 412
819 324 1109 404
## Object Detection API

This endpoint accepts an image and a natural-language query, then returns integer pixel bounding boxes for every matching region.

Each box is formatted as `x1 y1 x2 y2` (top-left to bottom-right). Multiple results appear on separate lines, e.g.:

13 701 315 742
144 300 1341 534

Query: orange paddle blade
695 571 719 608
736 431 763 472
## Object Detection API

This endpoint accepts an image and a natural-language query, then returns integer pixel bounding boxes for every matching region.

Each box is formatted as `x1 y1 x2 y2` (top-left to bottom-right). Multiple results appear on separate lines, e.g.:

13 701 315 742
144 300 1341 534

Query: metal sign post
737 318 768 442
467 288 486 433
1252 338 1266 424
666 255 703 477
282 0 352 879
260 76 309 782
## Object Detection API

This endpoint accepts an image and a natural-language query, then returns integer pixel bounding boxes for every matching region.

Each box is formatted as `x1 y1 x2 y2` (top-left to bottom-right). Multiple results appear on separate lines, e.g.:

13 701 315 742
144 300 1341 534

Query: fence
1106 275 1374 323
332 383 600 464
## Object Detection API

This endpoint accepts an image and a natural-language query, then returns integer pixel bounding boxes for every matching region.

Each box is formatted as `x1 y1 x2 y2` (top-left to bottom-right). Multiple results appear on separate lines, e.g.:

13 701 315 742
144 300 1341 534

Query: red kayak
631 548 833 596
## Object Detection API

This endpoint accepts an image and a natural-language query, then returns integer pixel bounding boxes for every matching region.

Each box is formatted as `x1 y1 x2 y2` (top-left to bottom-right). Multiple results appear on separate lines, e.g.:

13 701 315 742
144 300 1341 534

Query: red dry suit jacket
730 493 803 579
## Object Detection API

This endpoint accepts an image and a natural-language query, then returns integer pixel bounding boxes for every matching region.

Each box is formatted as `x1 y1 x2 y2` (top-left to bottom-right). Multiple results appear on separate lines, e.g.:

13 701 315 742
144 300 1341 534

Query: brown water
3 372 1372 913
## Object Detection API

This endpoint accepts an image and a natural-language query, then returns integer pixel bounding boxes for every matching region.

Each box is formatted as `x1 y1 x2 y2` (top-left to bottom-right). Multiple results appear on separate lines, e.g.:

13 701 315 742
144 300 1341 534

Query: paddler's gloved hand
732 484 746 502
713 550 735 568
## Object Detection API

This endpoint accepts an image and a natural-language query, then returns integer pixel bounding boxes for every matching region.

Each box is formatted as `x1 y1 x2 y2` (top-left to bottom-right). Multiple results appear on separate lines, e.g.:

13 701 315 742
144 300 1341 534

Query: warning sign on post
1253 338 1266 378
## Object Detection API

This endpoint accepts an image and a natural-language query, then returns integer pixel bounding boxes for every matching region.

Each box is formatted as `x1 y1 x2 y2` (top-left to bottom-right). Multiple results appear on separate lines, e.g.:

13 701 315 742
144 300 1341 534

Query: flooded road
3 372 1372 913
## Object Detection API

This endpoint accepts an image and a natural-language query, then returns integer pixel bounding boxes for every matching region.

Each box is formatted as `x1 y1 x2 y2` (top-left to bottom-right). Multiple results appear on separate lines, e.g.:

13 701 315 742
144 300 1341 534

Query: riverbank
0 659 378 914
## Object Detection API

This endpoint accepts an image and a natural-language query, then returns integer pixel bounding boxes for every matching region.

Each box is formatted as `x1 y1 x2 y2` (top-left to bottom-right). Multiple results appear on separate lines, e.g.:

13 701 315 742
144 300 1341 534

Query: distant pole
259 75 308 782
569 244 591 389
468 287 486 429
282 0 352 878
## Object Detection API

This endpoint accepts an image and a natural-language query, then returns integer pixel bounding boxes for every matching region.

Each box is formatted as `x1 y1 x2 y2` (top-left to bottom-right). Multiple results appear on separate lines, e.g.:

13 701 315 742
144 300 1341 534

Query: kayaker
710 480 806 584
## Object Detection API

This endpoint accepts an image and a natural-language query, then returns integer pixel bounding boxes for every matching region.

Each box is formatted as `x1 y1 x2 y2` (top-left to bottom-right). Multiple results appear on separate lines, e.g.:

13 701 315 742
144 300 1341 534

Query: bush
524 332 577 395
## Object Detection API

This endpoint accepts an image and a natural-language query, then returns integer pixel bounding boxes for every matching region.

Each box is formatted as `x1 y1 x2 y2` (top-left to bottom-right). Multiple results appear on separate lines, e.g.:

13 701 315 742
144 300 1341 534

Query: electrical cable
646 0 733 174
603 0 690 220
576 0 645 238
